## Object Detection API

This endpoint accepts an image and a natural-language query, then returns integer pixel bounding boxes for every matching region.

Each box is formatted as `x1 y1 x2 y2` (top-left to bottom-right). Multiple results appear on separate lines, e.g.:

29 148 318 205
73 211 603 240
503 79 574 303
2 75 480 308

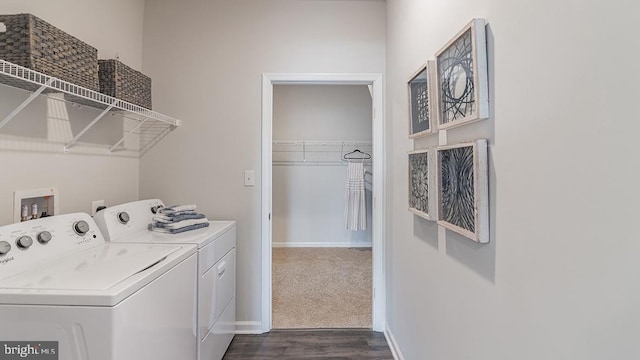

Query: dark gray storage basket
98 59 152 110
0 13 99 91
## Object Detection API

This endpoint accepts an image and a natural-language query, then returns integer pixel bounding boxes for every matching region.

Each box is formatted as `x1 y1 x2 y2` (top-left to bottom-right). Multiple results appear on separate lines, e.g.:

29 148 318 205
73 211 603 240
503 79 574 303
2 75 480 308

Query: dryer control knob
17 236 33 249
37 231 52 244
73 220 90 235
117 212 130 224
0 241 11 255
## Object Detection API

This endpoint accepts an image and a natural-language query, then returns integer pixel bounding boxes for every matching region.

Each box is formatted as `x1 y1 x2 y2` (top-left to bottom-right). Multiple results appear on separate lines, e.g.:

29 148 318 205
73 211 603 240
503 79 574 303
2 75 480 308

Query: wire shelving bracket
0 59 182 157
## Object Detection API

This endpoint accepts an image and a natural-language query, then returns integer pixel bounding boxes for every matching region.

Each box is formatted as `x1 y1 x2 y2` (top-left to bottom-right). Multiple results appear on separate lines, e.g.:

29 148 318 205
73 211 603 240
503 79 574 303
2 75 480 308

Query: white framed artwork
408 61 436 138
436 139 488 243
435 18 489 130
408 148 435 220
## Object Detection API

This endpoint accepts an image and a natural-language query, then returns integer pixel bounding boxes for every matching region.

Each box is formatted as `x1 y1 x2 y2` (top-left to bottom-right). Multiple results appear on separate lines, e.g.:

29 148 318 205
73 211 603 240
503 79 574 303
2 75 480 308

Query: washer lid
0 243 178 290
0 242 196 306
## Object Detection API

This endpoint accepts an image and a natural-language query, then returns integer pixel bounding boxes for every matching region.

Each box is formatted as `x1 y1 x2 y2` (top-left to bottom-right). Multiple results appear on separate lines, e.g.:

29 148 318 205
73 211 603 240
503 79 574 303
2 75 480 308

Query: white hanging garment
344 161 366 231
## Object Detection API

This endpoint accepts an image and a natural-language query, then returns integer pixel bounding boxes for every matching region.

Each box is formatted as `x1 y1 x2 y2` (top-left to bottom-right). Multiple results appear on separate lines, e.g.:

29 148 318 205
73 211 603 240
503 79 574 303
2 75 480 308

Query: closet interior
272 84 373 329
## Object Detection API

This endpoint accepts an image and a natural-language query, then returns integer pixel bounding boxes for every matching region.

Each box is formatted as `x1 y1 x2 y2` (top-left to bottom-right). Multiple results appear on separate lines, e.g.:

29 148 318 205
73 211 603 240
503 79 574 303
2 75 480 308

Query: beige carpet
272 247 372 329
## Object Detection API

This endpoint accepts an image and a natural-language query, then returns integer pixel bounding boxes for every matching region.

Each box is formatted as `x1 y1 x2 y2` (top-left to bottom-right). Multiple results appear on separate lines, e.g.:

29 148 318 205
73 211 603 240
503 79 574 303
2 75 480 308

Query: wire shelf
272 140 373 165
0 59 181 157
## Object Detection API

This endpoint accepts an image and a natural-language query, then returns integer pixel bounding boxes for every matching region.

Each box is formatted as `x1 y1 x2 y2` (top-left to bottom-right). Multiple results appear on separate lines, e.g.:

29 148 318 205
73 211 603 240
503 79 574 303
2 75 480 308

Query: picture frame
408 61 436 138
408 148 435 220
436 139 488 243
435 18 489 130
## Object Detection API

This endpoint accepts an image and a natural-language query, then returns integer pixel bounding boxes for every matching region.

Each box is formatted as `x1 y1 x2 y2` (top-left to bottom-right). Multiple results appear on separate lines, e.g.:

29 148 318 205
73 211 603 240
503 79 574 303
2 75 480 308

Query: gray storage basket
98 59 152 110
0 13 99 91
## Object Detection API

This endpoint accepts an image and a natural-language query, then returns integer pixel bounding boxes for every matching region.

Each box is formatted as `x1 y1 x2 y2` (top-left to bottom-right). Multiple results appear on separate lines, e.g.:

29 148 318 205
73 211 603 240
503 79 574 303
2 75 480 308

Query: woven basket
0 13 99 91
98 59 152 109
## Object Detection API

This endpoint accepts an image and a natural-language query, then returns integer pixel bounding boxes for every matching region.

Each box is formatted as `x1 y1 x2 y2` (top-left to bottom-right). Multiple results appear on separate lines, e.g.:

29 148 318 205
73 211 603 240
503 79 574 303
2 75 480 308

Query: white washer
0 212 198 360
94 199 236 360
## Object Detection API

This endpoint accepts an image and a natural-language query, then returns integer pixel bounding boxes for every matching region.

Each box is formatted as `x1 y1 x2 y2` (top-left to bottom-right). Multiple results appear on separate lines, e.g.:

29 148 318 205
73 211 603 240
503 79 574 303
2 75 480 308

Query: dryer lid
109 221 236 249
0 243 181 291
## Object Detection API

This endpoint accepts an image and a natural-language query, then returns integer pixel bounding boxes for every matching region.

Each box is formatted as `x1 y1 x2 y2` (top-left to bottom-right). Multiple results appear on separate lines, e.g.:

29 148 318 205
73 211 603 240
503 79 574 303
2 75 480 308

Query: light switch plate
244 170 255 186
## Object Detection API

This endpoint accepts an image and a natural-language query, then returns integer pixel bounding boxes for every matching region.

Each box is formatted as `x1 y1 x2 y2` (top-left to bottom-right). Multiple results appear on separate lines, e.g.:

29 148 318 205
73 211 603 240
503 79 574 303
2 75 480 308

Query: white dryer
0 213 198 360
94 199 236 360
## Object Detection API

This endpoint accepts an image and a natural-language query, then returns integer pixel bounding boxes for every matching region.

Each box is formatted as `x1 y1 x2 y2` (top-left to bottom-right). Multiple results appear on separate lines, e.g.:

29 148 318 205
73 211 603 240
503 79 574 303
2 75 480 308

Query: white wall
0 0 146 68
272 85 372 247
273 85 373 142
140 0 386 330
386 0 640 359
0 0 146 225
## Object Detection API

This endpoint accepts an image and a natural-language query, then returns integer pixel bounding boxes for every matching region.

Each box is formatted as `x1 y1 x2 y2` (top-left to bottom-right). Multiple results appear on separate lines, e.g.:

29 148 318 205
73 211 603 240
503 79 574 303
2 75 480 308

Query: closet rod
272 140 372 146
272 161 373 166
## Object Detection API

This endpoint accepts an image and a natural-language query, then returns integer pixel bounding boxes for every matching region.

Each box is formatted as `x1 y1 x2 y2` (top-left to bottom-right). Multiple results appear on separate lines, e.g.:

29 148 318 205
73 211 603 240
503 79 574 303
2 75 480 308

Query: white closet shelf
273 140 372 152
0 59 181 157
273 140 372 145
272 140 373 165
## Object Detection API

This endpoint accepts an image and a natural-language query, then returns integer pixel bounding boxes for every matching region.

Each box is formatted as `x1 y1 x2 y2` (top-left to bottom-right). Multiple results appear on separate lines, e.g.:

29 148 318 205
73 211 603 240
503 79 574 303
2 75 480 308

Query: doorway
271 84 373 328
261 73 385 332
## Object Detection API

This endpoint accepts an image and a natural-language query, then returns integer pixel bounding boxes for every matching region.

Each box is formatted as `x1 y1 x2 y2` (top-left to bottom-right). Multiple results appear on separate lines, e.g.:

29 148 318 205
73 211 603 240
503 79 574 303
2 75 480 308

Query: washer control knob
117 212 130 224
150 205 162 214
0 241 11 255
73 220 90 235
37 231 52 244
17 236 33 249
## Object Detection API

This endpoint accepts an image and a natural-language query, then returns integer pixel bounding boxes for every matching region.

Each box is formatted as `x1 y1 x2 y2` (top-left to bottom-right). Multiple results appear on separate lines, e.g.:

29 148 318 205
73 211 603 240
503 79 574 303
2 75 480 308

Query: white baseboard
384 322 405 360
272 241 372 248
235 321 264 334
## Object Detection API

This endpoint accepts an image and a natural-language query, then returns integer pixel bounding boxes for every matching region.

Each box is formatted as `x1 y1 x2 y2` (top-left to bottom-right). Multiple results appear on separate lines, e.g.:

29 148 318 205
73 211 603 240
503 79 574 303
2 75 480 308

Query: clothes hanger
343 149 371 160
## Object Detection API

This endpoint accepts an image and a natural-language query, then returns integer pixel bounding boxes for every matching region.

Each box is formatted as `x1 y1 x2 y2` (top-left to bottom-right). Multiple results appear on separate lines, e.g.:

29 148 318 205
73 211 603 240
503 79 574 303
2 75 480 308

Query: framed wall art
436 139 488 243
408 148 435 220
408 61 435 138
435 18 489 130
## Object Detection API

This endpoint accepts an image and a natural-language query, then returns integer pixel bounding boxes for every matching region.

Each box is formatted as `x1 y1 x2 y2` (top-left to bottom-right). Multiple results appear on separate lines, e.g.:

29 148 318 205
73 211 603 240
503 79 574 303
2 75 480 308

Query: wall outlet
91 200 105 216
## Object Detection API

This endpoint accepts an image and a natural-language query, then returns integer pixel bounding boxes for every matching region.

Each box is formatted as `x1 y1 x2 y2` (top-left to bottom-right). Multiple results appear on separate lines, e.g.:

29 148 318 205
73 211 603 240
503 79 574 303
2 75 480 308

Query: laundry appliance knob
117 212 130 224
0 241 11 255
37 231 52 244
73 220 90 235
17 236 33 249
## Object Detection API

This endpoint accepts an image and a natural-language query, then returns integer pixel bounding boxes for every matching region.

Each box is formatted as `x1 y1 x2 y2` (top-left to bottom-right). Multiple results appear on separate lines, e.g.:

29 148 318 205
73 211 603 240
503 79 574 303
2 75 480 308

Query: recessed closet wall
272 85 373 247
140 0 386 329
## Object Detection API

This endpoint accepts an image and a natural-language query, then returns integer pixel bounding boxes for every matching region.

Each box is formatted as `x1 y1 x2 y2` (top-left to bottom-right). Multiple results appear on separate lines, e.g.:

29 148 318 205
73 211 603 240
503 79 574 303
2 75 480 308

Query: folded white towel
155 217 209 230
150 222 210 234
153 213 205 223
159 204 197 214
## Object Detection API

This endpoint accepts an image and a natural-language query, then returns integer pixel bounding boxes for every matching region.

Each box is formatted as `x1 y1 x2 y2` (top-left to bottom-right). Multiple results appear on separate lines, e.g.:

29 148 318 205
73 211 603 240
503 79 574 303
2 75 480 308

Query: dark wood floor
222 329 394 359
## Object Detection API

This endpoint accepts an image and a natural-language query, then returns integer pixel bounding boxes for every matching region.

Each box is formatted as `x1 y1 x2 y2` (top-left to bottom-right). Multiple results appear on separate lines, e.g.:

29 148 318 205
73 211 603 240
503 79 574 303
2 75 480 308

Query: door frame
261 73 386 332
